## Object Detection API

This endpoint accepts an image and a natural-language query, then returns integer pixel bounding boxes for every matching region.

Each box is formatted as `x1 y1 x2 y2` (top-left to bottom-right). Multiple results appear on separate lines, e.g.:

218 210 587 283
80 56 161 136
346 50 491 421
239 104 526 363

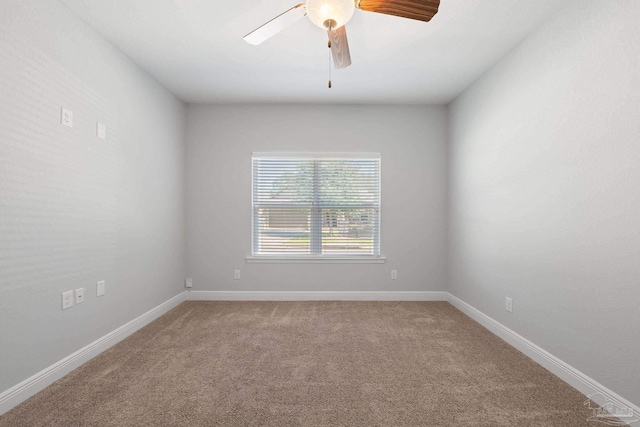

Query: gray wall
0 0 186 392
186 105 448 293
448 0 640 404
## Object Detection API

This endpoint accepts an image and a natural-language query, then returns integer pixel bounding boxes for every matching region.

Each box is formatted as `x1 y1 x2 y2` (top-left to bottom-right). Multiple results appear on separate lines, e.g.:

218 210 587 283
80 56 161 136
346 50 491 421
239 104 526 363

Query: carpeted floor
0 301 609 426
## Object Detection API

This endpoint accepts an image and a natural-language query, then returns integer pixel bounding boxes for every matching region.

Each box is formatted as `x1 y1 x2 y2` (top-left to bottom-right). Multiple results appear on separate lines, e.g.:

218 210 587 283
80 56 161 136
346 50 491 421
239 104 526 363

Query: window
251 153 381 259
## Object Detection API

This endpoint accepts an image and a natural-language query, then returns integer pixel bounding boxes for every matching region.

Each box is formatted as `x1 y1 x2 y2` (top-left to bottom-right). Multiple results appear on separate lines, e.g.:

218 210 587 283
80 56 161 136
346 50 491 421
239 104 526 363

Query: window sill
245 256 386 264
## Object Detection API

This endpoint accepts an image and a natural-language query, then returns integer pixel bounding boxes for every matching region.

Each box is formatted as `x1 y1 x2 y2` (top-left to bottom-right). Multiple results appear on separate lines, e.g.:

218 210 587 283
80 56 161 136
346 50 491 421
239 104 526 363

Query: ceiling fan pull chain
328 37 332 89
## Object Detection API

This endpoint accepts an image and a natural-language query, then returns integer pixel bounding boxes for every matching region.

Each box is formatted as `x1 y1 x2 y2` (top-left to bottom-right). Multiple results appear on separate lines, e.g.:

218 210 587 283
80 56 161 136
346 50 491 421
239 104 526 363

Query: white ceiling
58 0 567 104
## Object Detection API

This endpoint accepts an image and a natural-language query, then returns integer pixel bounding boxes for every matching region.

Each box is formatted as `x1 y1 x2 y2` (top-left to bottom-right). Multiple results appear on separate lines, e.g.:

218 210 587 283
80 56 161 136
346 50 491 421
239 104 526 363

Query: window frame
248 152 385 264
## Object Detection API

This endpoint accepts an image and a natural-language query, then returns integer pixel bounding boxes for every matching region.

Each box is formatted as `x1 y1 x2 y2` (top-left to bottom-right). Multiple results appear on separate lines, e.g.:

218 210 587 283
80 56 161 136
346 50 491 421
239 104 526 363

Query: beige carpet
0 301 609 426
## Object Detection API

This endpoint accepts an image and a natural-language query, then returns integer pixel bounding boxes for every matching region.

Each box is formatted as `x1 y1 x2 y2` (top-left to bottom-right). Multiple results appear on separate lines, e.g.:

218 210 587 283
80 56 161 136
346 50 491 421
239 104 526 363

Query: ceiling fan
244 0 440 71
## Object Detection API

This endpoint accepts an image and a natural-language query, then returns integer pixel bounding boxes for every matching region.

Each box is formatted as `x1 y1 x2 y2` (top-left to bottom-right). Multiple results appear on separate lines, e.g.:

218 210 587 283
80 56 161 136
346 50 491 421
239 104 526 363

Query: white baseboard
3 290 636 421
186 290 448 302
447 293 640 417
0 292 187 416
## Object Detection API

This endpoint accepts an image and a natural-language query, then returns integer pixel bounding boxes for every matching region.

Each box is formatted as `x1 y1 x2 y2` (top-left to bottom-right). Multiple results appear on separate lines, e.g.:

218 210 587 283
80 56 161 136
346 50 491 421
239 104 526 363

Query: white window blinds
252 153 381 257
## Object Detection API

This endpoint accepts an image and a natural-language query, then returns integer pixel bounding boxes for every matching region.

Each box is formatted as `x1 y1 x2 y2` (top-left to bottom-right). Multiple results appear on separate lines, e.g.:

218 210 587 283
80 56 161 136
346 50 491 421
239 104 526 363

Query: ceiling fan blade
328 25 352 69
244 3 307 45
356 0 440 22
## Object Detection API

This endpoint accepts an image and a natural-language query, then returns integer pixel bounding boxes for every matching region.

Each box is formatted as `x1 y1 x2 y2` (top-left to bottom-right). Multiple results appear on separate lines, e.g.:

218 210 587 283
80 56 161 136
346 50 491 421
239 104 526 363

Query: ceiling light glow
306 0 355 29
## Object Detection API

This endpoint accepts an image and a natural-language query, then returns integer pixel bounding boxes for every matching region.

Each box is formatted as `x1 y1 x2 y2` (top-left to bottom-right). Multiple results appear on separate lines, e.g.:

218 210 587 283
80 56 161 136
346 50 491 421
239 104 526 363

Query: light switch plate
97 122 106 139
97 280 105 297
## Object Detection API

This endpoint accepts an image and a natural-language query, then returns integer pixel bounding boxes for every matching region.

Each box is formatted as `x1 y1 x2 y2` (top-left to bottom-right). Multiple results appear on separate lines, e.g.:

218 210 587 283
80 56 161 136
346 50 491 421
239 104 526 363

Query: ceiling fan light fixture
306 0 355 29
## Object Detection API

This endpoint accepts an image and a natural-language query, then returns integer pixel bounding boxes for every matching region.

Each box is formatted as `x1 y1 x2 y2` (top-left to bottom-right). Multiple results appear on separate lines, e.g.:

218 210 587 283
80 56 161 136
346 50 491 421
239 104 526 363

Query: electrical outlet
234 270 241 280
97 280 105 297
185 278 193 288
62 291 74 310
391 270 398 280
61 108 73 127
506 297 513 313
75 288 85 304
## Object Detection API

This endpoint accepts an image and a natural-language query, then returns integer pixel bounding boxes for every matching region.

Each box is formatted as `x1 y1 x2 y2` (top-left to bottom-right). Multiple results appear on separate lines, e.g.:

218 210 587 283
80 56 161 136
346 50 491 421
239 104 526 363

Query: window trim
250 152 383 262
245 255 386 264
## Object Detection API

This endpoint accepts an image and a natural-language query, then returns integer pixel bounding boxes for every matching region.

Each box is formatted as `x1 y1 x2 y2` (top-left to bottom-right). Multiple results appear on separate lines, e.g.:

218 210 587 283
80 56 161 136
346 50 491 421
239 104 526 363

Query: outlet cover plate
62 291 74 310
506 297 513 313
61 108 73 127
